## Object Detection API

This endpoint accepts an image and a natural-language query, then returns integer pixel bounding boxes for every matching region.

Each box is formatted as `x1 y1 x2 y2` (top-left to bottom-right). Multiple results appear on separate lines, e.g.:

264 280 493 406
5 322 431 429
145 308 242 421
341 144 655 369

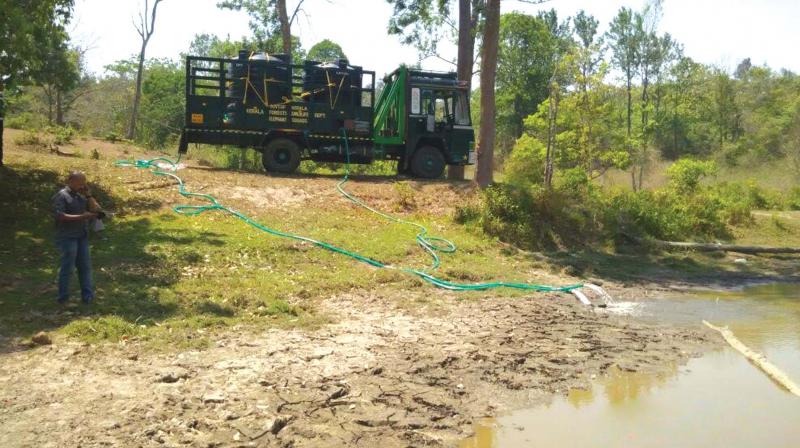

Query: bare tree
543 64 561 188
127 0 164 140
278 0 305 57
474 0 500 188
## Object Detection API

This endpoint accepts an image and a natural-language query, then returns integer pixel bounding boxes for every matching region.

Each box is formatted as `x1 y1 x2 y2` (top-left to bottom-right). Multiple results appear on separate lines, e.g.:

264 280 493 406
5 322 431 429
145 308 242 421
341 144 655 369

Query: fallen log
703 320 800 397
627 235 800 254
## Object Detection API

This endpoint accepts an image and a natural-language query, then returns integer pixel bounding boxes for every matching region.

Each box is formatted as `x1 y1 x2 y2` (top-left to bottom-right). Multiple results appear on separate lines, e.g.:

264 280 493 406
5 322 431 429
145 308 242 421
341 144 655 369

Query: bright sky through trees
71 0 800 78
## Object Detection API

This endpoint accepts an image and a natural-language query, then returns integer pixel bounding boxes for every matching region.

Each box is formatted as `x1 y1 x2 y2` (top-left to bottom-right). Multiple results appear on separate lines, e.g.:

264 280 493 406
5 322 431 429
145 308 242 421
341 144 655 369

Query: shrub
13 131 45 147
666 158 717 193
5 112 45 130
393 181 416 211
104 131 122 143
788 187 800 211
603 189 728 241
459 179 733 250
708 180 784 225
504 134 546 188
556 167 591 195
722 202 754 226
299 159 397 176
460 183 601 251
46 126 76 145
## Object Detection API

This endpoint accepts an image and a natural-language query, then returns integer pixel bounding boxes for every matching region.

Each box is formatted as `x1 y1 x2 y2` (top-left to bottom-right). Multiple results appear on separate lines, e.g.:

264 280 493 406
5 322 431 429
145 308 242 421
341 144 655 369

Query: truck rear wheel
262 138 301 174
410 145 445 179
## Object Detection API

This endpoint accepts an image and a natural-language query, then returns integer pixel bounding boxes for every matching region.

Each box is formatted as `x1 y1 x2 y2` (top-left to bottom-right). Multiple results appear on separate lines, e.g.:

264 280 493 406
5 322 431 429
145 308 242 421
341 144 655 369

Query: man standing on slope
52 171 98 305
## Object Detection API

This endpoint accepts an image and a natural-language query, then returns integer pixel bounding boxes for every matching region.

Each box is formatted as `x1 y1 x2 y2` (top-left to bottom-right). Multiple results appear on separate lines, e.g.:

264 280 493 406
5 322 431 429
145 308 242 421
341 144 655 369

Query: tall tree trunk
638 67 650 192
544 84 559 188
277 0 291 56
0 82 4 166
127 44 147 140
474 0 499 188
447 0 475 181
637 162 645 190
513 94 524 139
56 90 64 126
626 74 632 138
127 0 163 141
45 85 54 125
626 73 637 191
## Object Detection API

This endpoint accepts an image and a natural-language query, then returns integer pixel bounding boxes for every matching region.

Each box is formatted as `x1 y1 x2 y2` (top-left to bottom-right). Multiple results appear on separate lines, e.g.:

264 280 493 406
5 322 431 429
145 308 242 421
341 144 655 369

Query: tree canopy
307 39 347 62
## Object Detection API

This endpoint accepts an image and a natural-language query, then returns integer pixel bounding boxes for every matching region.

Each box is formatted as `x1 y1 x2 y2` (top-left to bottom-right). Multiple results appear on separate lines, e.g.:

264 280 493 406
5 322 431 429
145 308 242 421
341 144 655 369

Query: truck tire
262 138 301 174
410 145 446 179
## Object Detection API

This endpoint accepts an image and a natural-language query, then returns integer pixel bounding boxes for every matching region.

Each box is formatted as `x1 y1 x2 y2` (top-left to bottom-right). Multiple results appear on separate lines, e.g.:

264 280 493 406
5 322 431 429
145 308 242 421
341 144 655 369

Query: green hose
336 128 454 271
114 139 582 293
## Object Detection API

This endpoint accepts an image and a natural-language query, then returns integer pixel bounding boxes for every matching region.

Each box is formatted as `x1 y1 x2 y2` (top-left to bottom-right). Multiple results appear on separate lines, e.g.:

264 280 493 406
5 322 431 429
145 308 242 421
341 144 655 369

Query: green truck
178 51 475 178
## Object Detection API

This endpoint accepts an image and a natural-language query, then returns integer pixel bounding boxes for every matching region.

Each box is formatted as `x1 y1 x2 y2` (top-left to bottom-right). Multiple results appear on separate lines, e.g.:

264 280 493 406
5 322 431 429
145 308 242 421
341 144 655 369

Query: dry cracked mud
0 289 711 447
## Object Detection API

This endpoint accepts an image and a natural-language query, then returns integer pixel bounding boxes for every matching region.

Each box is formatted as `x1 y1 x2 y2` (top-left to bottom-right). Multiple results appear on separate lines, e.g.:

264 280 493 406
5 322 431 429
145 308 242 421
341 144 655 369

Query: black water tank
302 59 363 108
226 51 291 107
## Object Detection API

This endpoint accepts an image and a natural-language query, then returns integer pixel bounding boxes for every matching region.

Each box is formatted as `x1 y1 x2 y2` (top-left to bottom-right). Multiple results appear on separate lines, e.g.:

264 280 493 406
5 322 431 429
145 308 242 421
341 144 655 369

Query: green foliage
666 158 717 193
504 134 545 187
0 0 74 86
4 112 46 130
104 131 122 143
519 64 629 181
393 181 417 211
307 39 348 62
788 187 800 211
386 0 454 58
216 1 307 61
604 188 728 241
34 34 81 106
460 183 601 251
298 160 397 176
189 145 263 171
188 33 257 59
137 59 184 150
458 170 780 250
14 132 46 147
49 125 76 145
495 11 570 153
706 180 785 225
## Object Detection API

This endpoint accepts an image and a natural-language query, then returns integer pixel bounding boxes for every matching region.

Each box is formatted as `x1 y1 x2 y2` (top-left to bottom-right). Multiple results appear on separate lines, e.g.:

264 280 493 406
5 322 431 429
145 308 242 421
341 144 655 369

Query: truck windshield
453 91 470 126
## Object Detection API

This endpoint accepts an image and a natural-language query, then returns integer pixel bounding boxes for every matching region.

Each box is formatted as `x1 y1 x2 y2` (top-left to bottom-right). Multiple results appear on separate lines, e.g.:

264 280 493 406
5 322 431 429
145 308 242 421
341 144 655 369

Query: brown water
461 283 800 448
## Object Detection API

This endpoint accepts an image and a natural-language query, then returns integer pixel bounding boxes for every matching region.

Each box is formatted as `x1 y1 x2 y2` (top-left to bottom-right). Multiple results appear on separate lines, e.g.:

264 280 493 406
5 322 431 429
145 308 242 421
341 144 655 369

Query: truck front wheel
410 145 446 179
262 138 301 174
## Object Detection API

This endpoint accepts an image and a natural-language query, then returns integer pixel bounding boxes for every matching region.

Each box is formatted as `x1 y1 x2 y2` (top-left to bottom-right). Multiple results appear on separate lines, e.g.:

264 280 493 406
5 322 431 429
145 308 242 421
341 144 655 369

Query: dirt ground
1 132 715 447
0 288 711 448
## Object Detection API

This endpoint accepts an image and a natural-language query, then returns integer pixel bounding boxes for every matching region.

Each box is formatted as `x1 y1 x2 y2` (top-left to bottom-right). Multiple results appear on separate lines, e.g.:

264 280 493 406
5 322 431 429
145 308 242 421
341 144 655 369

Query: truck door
434 93 451 147
409 88 434 133
407 87 434 156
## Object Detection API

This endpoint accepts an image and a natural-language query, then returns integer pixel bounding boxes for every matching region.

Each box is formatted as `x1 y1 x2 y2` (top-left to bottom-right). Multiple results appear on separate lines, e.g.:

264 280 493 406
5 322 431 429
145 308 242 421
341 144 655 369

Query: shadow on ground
0 164 225 353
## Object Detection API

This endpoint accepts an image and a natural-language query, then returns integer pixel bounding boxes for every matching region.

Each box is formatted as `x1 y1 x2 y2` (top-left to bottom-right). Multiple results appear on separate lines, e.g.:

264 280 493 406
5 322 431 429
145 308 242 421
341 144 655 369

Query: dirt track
0 289 710 448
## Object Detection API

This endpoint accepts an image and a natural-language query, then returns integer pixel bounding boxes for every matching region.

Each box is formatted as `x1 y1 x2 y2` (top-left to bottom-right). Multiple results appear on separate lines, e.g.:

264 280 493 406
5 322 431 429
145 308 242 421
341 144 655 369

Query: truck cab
374 67 475 178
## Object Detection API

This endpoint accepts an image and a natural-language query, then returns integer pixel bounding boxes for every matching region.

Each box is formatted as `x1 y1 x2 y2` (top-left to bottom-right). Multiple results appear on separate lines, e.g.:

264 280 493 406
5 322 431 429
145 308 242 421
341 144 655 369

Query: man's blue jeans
56 236 94 303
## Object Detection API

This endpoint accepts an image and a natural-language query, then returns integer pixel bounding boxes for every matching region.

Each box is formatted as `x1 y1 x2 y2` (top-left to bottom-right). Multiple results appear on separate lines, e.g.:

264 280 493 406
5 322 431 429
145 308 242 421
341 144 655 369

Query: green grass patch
0 147 557 347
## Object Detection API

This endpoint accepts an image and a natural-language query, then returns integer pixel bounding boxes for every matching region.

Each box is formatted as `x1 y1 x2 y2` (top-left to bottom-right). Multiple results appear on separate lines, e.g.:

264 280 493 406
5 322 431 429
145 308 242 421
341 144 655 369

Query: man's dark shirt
52 187 88 240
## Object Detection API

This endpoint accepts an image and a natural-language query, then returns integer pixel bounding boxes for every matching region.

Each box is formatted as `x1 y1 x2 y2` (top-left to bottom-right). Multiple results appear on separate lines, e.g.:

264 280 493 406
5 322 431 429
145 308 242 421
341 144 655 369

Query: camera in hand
96 211 107 220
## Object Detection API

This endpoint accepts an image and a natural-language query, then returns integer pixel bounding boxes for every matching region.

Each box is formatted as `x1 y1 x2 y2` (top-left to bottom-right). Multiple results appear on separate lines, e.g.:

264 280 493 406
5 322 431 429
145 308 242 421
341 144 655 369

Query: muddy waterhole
461 283 800 448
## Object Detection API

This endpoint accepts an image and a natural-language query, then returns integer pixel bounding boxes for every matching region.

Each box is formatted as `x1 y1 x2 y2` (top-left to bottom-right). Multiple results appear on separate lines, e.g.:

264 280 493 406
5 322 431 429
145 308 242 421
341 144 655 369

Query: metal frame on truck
179 53 474 178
